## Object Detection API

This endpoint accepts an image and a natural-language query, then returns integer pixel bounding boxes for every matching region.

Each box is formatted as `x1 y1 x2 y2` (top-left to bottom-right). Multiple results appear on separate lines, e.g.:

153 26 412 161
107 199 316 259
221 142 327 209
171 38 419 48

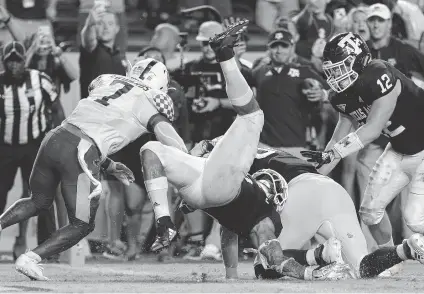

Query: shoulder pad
147 90 175 122
357 60 396 103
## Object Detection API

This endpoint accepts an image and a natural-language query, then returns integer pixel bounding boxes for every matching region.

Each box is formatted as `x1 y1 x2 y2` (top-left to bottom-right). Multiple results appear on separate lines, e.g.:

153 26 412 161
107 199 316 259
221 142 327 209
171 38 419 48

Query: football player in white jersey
0 58 187 281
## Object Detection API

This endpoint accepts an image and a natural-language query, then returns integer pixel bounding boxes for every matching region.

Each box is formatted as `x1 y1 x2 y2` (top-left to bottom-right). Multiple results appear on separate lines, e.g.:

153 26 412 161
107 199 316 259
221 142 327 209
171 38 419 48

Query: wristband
332 132 364 158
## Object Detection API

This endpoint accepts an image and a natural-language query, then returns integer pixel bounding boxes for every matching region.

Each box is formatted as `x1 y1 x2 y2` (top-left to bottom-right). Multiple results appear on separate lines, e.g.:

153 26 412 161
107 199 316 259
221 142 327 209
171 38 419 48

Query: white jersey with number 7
65 74 175 159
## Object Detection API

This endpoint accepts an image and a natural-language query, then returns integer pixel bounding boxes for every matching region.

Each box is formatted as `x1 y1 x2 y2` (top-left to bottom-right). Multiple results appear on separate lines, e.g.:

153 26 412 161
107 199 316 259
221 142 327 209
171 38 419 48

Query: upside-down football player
0 58 187 280
301 32 424 260
192 140 424 280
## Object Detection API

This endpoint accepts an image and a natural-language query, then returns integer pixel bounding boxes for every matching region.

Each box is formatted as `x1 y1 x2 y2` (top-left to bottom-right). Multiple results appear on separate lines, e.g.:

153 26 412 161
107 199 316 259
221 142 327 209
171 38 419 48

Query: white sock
396 244 408 261
26 251 42 263
306 249 317 266
145 177 170 220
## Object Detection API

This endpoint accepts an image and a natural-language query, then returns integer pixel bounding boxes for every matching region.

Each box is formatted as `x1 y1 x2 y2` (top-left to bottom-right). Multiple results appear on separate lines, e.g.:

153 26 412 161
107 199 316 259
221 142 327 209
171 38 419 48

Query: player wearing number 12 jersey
301 32 424 252
0 58 187 281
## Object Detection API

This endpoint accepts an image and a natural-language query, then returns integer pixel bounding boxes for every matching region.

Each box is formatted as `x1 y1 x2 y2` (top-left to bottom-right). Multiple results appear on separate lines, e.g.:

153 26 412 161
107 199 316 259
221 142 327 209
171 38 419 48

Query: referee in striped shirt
0 41 64 240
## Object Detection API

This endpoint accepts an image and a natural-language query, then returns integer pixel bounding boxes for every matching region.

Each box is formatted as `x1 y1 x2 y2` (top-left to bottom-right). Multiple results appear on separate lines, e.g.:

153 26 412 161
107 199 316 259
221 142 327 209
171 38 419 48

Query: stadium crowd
0 0 424 270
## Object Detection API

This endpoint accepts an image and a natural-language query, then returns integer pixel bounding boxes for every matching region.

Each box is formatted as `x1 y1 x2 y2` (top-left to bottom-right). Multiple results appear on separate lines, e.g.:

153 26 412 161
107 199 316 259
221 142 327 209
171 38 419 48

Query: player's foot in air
15 252 48 281
209 18 249 56
405 233 424 264
316 237 343 265
150 216 178 253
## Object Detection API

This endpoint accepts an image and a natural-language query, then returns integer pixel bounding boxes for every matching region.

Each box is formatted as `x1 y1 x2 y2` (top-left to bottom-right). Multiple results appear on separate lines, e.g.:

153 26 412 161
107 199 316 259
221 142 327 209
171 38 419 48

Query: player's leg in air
252 173 424 279
0 125 103 280
140 19 264 251
359 143 410 250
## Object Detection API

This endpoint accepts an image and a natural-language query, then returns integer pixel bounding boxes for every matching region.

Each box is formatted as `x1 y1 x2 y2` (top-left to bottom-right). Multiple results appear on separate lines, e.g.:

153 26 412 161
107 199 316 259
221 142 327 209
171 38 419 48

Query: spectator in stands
0 0 56 43
77 0 128 55
348 6 370 41
292 0 333 70
79 2 127 100
256 0 300 33
253 29 329 157
252 19 316 72
366 3 424 79
149 23 182 71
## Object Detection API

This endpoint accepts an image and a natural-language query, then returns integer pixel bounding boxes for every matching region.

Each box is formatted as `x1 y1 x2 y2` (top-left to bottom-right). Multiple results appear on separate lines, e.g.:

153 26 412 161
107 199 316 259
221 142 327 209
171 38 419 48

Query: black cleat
150 216 179 253
209 19 249 62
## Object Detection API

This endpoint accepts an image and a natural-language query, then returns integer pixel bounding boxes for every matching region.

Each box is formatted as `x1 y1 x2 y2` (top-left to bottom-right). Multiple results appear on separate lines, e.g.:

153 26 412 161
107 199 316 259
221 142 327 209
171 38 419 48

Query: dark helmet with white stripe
128 58 169 92
322 32 371 93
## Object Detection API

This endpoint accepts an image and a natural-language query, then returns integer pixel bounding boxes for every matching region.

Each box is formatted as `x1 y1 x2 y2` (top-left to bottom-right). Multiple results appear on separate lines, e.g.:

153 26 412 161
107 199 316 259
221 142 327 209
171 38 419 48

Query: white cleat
378 262 404 277
200 244 222 261
321 237 343 264
406 233 424 264
15 253 49 281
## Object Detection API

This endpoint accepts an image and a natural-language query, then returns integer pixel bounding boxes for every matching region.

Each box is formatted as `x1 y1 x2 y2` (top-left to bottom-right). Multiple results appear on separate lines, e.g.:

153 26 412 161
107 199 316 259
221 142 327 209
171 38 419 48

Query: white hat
196 21 223 41
367 3 391 20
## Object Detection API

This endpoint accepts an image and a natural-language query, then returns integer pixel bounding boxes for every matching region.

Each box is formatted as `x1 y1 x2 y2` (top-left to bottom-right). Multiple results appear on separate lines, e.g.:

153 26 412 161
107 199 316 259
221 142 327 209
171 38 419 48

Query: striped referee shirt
0 69 58 145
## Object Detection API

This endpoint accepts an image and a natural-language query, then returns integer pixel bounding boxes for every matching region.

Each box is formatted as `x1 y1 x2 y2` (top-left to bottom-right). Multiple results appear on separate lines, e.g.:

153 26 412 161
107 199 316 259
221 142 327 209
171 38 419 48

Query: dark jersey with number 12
330 59 424 155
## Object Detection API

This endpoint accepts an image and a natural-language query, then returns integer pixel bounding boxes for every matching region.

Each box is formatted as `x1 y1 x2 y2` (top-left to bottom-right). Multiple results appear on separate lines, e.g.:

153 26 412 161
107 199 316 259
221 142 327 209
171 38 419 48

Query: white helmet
128 58 169 92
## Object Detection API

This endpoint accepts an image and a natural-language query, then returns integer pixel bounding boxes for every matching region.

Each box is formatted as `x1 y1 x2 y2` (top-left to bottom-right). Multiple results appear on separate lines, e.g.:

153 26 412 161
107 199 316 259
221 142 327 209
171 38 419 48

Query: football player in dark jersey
140 20 352 281
301 32 424 254
192 140 424 280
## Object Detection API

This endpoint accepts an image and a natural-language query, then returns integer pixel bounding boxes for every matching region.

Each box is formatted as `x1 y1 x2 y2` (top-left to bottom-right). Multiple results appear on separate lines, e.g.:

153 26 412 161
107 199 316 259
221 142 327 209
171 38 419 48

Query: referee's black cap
2 41 25 61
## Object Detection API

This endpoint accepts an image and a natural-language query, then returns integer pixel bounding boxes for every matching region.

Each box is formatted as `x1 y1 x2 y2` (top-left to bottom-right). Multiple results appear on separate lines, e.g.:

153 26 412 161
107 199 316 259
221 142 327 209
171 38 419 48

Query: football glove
104 160 135 186
300 150 336 169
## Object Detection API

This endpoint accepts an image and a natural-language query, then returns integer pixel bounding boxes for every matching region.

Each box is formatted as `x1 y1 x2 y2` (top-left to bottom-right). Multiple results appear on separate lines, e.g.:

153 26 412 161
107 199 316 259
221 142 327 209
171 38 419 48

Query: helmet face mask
323 55 359 93
252 169 288 212
323 32 371 93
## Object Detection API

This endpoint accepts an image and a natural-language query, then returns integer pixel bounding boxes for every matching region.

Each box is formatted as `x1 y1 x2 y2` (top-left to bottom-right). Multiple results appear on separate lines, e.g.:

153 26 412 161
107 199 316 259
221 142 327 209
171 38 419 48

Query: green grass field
1 257 424 293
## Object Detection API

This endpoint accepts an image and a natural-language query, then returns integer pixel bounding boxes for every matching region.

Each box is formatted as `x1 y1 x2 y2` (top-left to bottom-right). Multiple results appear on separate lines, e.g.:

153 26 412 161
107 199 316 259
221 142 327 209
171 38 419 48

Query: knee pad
359 206 384 225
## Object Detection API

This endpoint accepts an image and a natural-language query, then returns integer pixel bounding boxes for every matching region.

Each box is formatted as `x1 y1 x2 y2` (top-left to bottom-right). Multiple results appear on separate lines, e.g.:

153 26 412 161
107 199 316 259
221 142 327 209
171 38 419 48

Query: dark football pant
28 123 101 259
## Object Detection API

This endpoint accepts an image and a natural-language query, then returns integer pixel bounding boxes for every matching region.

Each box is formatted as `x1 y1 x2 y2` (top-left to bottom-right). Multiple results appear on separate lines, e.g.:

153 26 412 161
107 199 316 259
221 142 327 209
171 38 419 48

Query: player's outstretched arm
221 226 239 279
319 113 355 175
301 113 354 174
150 119 188 153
